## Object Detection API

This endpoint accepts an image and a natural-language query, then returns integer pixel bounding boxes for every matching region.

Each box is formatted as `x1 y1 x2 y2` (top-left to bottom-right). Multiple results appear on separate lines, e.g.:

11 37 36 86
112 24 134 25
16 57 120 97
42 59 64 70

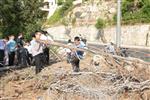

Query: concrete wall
46 24 150 46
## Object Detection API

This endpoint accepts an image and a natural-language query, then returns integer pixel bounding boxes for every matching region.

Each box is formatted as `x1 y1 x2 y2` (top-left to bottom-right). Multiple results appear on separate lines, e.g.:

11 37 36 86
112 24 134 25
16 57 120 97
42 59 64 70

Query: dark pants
70 56 80 72
17 48 29 67
121 49 128 57
16 48 21 65
34 53 43 74
8 51 15 66
27 54 33 66
0 50 4 67
43 47 49 65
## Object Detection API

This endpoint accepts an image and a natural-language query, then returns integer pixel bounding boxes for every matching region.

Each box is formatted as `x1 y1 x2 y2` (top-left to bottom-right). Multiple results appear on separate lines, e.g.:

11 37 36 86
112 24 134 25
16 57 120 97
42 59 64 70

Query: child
0 39 5 67
4 37 9 66
105 42 116 55
16 33 25 66
70 37 86 72
18 44 29 67
7 35 16 66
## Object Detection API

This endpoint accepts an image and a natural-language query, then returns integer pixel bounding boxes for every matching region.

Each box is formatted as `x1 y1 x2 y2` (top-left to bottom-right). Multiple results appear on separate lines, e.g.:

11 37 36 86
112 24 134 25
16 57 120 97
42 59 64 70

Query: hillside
46 0 117 26
45 0 150 27
44 0 150 47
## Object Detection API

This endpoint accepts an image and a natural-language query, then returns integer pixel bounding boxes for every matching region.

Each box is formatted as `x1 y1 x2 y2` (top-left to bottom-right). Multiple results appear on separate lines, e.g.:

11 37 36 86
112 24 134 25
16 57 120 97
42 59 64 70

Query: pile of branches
42 42 150 100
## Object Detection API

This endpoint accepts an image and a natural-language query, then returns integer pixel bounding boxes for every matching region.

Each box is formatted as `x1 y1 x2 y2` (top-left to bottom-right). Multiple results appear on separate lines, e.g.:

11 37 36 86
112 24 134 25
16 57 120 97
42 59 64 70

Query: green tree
0 0 22 36
0 0 46 38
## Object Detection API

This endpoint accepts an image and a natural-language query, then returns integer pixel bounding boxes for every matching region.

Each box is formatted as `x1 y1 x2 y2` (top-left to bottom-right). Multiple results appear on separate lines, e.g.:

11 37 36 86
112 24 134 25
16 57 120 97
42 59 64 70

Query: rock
108 8 116 14
73 0 82 5
91 55 105 67
124 65 134 72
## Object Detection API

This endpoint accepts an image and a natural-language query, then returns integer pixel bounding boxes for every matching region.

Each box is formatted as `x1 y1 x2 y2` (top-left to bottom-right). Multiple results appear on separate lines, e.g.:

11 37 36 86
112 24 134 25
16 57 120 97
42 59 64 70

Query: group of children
0 31 87 74
0 35 17 67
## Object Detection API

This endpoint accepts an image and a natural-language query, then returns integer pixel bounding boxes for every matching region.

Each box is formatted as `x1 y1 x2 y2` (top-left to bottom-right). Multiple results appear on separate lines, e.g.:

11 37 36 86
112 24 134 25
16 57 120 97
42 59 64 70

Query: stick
49 42 150 65
49 49 63 61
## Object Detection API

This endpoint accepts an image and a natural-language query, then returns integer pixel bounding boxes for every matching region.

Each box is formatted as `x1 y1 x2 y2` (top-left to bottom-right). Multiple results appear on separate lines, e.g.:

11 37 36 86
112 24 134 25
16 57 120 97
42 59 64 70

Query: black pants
8 51 15 66
16 48 21 65
43 47 49 65
0 50 4 67
20 52 28 67
34 53 43 74
27 54 33 66
17 48 28 67
70 56 80 72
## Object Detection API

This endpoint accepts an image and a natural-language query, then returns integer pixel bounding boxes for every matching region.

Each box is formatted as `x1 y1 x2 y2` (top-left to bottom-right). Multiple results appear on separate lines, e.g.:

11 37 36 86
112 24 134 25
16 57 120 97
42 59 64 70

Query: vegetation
57 0 64 5
119 0 150 24
95 18 106 29
71 17 76 26
47 0 73 25
0 0 46 38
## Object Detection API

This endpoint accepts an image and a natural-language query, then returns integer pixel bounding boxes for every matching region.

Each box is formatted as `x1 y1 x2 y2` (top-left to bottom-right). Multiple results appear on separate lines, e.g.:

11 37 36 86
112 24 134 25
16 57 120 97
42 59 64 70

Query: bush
120 0 150 24
95 18 106 29
62 0 73 12
57 0 64 5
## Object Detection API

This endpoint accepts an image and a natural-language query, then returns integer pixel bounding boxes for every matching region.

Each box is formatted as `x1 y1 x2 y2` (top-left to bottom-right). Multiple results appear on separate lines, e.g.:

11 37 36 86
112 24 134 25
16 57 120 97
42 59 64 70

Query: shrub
57 0 64 5
95 18 106 29
120 0 150 24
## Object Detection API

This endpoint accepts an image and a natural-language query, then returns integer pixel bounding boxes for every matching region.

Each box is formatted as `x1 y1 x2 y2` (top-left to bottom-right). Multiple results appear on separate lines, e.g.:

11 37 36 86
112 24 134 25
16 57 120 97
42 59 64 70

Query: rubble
0 48 149 100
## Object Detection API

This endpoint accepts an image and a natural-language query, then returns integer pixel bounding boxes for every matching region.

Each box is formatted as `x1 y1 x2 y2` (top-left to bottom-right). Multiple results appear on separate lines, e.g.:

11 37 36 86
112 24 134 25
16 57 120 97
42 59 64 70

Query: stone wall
46 24 150 46
71 0 117 26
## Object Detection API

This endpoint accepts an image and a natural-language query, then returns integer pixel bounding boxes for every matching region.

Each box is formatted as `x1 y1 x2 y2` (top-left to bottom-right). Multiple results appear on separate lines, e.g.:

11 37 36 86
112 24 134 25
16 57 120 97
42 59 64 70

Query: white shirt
40 34 53 42
30 40 43 56
106 44 115 54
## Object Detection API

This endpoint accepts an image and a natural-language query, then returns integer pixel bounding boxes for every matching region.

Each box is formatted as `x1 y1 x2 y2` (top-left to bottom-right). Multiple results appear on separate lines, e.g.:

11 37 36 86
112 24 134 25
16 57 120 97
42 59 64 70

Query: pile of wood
42 43 150 100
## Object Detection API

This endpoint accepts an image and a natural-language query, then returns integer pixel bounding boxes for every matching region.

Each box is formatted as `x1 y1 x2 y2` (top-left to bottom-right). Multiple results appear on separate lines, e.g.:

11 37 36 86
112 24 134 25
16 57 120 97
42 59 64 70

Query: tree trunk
97 29 107 43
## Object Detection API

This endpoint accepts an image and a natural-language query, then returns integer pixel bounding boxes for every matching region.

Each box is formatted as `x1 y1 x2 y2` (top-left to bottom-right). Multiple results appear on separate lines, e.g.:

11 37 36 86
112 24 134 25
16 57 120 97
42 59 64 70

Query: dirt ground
0 53 150 100
0 55 91 100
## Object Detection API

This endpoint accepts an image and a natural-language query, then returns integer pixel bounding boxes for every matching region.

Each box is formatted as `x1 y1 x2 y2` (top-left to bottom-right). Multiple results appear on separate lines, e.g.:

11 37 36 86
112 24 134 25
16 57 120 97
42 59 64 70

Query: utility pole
116 0 122 47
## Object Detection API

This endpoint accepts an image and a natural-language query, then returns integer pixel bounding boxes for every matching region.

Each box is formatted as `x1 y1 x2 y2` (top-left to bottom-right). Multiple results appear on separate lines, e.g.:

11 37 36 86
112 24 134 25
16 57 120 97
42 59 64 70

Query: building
41 0 83 19
41 0 57 19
